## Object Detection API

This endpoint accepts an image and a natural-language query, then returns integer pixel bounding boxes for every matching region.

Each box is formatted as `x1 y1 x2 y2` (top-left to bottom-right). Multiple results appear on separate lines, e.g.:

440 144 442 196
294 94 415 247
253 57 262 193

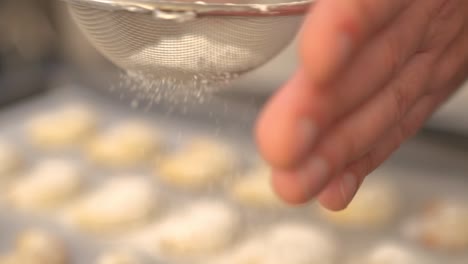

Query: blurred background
0 0 468 263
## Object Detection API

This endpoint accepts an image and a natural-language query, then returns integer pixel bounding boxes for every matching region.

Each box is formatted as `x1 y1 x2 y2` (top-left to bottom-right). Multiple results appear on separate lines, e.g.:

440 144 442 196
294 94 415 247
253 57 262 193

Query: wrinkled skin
256 0 468 210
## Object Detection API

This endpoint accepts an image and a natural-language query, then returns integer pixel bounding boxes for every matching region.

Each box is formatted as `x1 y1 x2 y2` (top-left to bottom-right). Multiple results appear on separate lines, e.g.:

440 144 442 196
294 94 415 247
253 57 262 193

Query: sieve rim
63 0 314 17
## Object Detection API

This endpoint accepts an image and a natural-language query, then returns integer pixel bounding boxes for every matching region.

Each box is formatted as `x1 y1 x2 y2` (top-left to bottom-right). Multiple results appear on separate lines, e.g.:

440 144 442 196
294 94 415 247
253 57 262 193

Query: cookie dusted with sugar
230 163 283 208
208 236 267 264
263 223 338 264
86 120 162 167
151 200 240 257
347 241 434 264
7 158 82 211
70 177 158 234
402 199 468 252
14 229 69 264
0 254 19 264
96 250 142 264
156 138 236 189
26 104 97 149
210 222 338 264
0 139 22 182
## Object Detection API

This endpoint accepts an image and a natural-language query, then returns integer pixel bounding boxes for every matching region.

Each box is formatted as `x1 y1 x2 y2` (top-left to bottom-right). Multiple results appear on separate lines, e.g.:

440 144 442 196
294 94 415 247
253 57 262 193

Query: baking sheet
0 85 467 263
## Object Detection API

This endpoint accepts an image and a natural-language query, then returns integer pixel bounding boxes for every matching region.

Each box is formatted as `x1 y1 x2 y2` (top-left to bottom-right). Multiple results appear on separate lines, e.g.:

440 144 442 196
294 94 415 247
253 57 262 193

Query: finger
256 1 433 169
318 89 454 210
317 18 468 210
275 2 468 207
271 49 438 204
419 0 465 53
255 70 317 169
429 20 468 93
300 0 411 84
271 157 328 204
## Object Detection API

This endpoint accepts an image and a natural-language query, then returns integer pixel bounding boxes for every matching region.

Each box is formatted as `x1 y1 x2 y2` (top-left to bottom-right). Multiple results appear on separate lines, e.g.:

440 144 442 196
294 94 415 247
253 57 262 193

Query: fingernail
299 157 329 198
297 118 317 158
340 173 358 205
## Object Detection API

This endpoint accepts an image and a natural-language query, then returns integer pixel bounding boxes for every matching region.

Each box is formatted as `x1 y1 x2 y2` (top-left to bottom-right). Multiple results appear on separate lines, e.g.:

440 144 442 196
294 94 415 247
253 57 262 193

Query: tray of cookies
0 85 467 264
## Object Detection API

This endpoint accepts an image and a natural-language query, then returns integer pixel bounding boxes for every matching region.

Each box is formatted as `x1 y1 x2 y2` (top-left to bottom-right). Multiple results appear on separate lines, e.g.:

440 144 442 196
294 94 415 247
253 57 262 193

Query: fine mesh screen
68 1 305 89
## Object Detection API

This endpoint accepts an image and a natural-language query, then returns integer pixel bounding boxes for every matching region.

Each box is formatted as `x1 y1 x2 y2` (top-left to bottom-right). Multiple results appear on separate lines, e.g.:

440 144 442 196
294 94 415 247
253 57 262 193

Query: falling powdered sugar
116 71 221 108
109 32 261 108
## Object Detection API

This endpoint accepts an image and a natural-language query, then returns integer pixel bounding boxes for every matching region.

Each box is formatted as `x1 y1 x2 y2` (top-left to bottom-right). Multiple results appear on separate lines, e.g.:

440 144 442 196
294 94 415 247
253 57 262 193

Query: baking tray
0 84 467 264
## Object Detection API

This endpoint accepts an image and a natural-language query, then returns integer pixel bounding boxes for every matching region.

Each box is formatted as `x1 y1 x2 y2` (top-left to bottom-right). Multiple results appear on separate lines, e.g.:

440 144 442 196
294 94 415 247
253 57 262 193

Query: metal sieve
63 0 313 90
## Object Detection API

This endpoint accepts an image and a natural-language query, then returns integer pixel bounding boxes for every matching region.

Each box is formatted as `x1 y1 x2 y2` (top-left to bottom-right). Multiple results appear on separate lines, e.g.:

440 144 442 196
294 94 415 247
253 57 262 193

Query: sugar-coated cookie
27 104 97 148
348 241 434 264
403 199 468 252
72 177 158 233
230 164 282 208
0 139 22 179
86 120 162 167
8 159 82 211
155 200 239 256
210 222 337 264
15 229 68 264
156 138 236 189
263 223 338 264
96 250 141 264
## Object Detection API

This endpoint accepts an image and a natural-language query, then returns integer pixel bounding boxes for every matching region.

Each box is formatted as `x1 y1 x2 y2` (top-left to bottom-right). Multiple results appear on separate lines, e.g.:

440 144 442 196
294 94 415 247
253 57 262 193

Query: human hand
256 0 468 210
